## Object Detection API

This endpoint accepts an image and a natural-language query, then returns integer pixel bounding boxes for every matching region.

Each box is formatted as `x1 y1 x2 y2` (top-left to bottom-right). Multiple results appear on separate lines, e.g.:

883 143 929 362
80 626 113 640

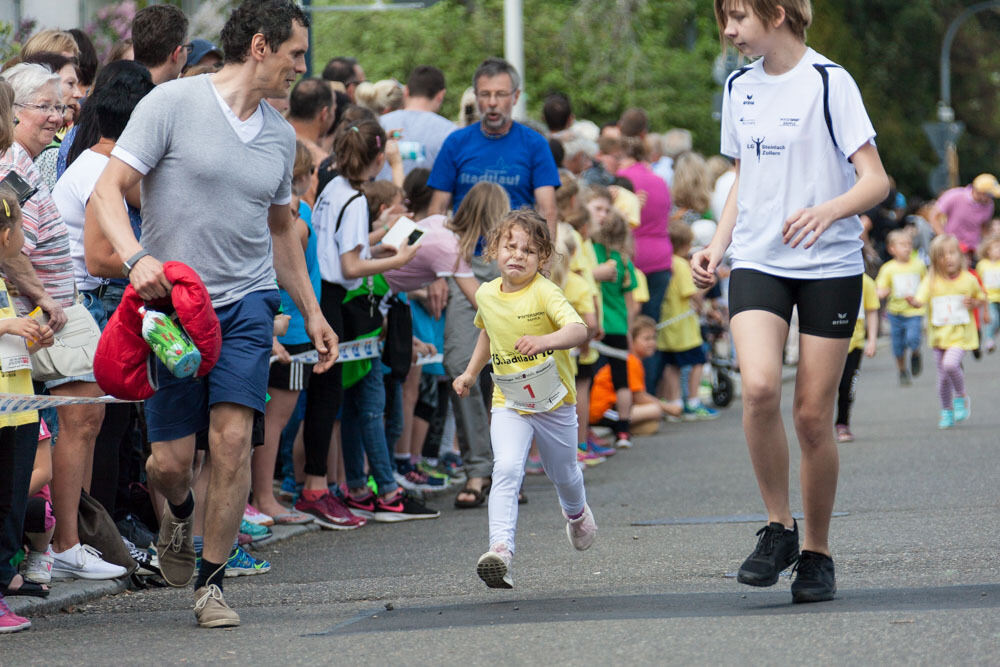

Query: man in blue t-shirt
428 57 559 234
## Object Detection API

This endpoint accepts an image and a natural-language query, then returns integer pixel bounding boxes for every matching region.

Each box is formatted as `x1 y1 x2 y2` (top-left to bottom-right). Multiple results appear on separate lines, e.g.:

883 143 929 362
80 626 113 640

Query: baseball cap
185 38 223 70
972 173 1000 198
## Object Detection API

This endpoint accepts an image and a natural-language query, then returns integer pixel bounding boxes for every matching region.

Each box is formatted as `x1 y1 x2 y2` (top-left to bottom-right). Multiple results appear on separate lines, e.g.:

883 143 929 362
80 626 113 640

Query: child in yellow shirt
454 210 594 590
835 274 879 443
875 229 927 385
975 233 1000 353
908 235 986 429
0 190 54 620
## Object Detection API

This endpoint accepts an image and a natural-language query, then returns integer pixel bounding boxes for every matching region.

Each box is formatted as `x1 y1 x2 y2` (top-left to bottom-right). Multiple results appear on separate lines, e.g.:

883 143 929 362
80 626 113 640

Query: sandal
454 478 492 509
2 576 49 598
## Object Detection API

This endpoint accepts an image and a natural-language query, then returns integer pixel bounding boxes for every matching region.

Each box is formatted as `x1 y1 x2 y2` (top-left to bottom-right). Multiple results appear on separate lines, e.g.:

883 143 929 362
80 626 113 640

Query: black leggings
836 348 863 426
302 281 345 478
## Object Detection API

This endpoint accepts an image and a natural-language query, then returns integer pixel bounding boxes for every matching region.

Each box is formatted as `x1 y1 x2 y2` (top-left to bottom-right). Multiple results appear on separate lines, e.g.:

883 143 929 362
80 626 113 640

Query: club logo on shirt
739 117 756 126
746 136 787 162
492 350 553 366
459 158 522 187
743 94 755 106
780 117 800 127
518 311 544 323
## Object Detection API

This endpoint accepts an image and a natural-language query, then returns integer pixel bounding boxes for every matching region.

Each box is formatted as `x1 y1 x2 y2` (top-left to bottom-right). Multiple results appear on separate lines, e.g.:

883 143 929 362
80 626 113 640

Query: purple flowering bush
85 0 136 63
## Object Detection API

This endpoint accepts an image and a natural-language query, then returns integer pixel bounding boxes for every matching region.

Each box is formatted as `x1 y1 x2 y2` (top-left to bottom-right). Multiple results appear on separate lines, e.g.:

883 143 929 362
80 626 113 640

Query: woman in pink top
617 137 673 391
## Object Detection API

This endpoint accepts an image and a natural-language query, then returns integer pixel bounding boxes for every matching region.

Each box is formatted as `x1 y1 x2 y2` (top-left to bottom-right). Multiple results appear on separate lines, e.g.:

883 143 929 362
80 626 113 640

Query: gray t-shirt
377 109 456 180
114 75 294 307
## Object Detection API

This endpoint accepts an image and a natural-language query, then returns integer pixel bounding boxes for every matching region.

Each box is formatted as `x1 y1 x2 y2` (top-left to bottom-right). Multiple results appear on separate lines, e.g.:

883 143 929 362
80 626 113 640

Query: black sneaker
910 351 922 377
117 513 156 550
737 520 799 587
123 537 159 577
373 491 441 522
790 550 836 603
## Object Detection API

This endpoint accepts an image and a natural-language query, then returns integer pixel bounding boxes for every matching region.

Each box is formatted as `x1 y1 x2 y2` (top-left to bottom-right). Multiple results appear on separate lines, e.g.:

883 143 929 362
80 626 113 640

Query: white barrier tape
590 341 630 361
270 338 442 367
655 309 696 330
0 392 137 415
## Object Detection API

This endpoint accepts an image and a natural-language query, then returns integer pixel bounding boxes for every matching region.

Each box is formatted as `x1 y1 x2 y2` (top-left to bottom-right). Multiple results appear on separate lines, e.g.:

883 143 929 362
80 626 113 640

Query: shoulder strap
335 191 364 234
726 65 752 96
812 64 843 154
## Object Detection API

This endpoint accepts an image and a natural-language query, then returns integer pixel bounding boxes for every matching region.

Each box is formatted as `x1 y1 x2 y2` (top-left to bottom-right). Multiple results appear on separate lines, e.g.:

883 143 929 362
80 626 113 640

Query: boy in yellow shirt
0 189 54 627
657 223 717 420
875 229 927 385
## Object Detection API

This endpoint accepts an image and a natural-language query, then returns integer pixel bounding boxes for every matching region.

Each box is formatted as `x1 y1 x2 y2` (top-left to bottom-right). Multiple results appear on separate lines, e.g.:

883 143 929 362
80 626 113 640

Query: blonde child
908 234 986 429
589 316 680 435
835 274 879 442
0 189 54 629
875 229 926 384
975 233 1000 353
453 210 594 589
658 222 718 420
592 211 638 447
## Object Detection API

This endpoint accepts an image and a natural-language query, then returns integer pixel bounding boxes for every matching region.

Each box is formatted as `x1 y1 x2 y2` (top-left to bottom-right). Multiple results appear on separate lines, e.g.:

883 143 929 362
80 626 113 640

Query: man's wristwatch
122 249 150 277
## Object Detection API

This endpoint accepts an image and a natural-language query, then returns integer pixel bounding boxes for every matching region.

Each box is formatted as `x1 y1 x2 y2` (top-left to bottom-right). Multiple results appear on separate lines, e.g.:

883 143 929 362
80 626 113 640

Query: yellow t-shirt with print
474 273 585 410
613 187 641 229
571 235 603 366
657 256 702 353
975 258 1000 303
915 271 985 350
876 258 926 316
630 267 649 306
0 278 38 428
850 274 880 353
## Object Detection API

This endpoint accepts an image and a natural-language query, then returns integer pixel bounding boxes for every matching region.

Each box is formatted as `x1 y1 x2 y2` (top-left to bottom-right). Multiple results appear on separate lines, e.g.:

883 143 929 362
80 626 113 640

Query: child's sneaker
224 546 271 577
614 432 633 449
835 424 853 443
564 504 597 551
476 544 513 589
373 491 440 522
910 351 922 377
938 409 955 429
238 519 272 543
585 440 617 457
899 369 911 386
21 546 53 584
344 492 377 519
524 454 544 475
278 475 302 501
986 339 996 354
577 449 605 467
0 595 30 633
683 402 720 421
953 396 970 422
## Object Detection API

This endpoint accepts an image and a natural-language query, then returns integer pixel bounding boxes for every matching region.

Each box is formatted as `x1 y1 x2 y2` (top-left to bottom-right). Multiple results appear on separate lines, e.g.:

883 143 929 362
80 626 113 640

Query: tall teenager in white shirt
693 0 889 603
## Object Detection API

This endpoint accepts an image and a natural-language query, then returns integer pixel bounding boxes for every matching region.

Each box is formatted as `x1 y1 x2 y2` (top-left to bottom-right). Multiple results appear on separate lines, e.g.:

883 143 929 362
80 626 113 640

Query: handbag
30 301 102 382
381 293 413 381
78 489 137 575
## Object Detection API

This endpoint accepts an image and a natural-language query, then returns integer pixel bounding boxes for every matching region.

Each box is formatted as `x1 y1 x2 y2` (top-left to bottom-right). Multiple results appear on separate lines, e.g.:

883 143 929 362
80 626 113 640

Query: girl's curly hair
484 208 554 268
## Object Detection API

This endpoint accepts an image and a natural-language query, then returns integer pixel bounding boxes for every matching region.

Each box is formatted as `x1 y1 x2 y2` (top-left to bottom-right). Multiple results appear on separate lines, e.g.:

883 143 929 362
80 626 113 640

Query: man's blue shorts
144 290 280 443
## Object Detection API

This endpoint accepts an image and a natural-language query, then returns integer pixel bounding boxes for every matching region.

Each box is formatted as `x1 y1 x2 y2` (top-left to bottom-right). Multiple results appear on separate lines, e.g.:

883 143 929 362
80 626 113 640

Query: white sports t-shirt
722 48 876 279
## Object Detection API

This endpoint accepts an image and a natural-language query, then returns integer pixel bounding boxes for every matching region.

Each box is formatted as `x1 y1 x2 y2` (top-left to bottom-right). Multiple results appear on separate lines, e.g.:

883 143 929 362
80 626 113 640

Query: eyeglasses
15 102 68 117
476 90 514 102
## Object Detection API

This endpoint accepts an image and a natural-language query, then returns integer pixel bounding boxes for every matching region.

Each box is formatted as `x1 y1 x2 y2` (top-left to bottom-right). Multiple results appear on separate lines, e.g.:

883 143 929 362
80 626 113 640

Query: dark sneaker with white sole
737 520 799 587
790 550 836 603
373 491 440 522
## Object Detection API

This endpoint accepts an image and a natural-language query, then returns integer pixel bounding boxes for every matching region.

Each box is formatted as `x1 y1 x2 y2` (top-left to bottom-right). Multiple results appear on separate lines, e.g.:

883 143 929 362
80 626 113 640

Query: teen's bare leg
253 388 299 515
792 334 850 556
730 310 794 529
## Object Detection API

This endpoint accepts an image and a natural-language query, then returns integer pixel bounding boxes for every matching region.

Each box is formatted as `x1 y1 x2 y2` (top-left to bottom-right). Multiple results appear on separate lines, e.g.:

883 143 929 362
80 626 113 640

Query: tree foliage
309 0 999 198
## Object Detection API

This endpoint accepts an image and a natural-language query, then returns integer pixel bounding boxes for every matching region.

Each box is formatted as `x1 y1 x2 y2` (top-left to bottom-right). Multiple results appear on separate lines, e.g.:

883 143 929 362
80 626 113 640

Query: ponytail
333 118 386 186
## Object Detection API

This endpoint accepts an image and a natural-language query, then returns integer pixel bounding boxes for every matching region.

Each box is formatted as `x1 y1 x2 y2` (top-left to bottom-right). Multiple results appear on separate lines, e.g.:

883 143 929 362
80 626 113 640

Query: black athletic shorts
267 342 314 391
599 334 630 387
728 268 862 339
575 357 597 381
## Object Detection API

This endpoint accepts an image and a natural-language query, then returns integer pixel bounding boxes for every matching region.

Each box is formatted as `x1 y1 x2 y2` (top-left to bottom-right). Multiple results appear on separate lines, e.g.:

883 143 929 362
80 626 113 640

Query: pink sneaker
295 493 366 530
565 504 597 551
835 424 854 443
0 595 30 633
476 543 513 589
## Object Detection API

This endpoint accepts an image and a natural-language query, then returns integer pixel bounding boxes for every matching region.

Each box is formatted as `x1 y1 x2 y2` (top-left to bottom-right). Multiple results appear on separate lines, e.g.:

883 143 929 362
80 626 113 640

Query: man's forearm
0 253 50 305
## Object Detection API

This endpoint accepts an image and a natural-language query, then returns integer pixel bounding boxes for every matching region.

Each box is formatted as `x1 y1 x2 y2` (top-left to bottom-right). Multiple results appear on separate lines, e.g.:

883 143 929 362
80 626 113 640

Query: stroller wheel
712 370 734 408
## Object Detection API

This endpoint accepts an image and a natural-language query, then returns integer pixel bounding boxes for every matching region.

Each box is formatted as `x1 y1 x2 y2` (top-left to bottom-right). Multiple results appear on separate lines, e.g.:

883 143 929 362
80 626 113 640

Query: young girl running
909 235 985 429
454 210 595 589
694 0 890 603
975 233 1000 353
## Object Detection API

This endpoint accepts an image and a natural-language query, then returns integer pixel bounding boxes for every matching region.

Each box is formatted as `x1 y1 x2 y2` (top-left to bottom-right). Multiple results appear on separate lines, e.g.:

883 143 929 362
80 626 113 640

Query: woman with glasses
0 63 125 583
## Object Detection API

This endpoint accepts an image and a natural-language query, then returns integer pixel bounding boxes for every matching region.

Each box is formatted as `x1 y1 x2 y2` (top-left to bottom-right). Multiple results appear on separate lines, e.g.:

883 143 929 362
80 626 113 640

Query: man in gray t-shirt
92 0 335 628
377 65 456 180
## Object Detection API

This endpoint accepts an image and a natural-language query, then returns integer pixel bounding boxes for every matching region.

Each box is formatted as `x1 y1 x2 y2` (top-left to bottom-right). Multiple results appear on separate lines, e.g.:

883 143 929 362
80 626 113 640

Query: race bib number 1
931 294 970 327
492 356 567 413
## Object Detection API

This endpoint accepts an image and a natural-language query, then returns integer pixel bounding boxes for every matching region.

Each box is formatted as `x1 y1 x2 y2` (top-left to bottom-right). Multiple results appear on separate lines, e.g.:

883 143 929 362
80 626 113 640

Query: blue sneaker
938 409 955 429
683 402 720 421
279 475 302 502
224 546 270 577
585 439 617 457
953 396 970 422
239 520 272 543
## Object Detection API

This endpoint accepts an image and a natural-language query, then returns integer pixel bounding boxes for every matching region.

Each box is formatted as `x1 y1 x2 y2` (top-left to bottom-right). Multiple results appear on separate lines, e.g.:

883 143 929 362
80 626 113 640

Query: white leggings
488 404 586 552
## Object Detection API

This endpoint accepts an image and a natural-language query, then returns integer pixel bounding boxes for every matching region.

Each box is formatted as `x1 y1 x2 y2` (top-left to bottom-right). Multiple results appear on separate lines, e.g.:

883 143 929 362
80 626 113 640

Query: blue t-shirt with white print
428 121 560 212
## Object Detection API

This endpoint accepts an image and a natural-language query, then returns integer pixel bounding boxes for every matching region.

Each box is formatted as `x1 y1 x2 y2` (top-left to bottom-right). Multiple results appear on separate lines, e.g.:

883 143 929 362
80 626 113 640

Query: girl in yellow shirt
454 210 595 589
974 233 1000 353
909 235 986 429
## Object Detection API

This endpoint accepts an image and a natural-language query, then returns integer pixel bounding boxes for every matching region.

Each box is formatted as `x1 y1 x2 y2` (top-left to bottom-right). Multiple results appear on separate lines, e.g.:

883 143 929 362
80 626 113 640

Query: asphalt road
4 339 1000 664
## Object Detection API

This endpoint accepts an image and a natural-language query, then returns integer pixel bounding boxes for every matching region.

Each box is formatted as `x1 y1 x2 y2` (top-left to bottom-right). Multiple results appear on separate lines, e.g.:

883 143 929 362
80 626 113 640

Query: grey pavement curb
8 521 320 617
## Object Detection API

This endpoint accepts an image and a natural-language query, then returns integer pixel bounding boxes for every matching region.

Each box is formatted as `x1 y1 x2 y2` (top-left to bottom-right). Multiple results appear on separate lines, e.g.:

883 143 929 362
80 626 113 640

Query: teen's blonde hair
555 168 579 222
484 208 554 268
21 29 80 59
447 181 510 264
885 228 911 249
550 222 577 288
671 152 711 215
977 232 1000 262
714 0 812 43
293 139 315 182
